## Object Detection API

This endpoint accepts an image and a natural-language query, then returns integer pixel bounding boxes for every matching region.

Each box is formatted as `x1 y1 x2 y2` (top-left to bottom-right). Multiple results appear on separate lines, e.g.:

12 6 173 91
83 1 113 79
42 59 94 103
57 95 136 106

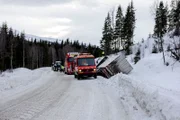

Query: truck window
78 58 95 66
68 57 74 62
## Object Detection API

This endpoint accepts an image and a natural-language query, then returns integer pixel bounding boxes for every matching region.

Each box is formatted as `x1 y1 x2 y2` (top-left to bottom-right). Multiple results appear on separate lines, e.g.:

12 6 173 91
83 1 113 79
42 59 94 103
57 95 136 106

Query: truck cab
74 53 97 80
64 52 79 74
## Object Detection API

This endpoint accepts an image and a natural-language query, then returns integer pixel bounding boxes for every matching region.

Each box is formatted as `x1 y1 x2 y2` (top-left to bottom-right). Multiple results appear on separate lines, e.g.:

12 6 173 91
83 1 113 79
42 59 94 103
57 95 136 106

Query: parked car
52 61 64 72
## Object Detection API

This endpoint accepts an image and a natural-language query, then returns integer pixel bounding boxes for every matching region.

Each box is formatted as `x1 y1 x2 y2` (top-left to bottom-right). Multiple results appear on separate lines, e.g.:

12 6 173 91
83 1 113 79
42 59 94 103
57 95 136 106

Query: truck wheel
94 74 97 79
77 75 81 80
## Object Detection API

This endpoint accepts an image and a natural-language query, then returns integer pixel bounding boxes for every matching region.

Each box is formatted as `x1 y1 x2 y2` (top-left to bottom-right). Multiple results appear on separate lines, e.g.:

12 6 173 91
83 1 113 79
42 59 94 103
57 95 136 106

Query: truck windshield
55 61 61 65
68 57 74 62
78 58 95 66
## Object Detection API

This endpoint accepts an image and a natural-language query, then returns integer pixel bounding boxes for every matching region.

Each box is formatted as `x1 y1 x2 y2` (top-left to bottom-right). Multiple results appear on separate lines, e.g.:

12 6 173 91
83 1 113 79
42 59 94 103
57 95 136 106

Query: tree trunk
37 49 39 68
23 39 25 67
114 40 117 53
10 42 13 70
160 37 166 65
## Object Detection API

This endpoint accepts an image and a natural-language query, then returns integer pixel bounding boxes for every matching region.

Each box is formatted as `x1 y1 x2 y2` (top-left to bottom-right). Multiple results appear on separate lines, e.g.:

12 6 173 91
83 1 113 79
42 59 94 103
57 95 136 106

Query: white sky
0 0 168 45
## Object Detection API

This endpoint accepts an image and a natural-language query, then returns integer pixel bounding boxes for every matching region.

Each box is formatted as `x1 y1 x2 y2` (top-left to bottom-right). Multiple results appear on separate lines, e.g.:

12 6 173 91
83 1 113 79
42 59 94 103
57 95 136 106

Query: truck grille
82 69 94 72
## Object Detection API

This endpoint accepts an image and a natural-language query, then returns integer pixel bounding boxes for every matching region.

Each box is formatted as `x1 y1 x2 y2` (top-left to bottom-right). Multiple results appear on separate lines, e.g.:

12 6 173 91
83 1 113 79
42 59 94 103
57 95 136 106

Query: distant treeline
0 22 102 71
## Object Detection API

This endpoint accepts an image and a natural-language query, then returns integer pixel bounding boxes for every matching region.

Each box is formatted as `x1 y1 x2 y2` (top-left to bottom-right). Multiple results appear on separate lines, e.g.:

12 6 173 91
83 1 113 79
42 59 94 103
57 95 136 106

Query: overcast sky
0 0 166 45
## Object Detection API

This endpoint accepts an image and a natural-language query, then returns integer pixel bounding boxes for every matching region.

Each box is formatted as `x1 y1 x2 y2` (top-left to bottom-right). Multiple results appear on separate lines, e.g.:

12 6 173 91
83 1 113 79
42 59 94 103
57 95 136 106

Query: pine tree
173 0 180 36
65 38 70 45
60 40 64 48
8 28 14 70
174 0 180 26
168 0 176 31
154 1 168 38
0 22 8 70
123 1 136 55
154 1 168 64
110 8 116 53
20 32 25 67
114 5 124 51
129 1 136 39
101 13 113 55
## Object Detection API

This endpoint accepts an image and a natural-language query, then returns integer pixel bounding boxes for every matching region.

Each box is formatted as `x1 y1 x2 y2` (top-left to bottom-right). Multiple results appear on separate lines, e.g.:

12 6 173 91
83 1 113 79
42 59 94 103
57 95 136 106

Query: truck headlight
79 69 82 72
94 69 96 71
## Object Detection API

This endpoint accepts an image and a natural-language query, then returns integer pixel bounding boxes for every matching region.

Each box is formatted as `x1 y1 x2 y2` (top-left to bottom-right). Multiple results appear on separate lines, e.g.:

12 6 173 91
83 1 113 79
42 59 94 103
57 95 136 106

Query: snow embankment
98 53 180 120
0 67 52 103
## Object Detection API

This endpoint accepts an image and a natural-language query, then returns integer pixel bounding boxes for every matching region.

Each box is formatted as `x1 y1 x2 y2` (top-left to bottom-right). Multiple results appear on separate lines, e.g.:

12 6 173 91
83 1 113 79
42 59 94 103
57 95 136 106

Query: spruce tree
114 5 124 51
123 1 136 55
0 22 8 70
174 1 180 26
101 13 113 55
8 28 14 70
173 0 180 36
154 1 168 38
20 32 25 67
154 1 168 64
60 40 64 48
168 0 176 31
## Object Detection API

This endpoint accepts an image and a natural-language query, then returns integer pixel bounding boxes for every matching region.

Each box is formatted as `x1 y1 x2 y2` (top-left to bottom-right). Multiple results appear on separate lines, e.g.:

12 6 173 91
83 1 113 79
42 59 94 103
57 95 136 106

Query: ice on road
0 72 128 120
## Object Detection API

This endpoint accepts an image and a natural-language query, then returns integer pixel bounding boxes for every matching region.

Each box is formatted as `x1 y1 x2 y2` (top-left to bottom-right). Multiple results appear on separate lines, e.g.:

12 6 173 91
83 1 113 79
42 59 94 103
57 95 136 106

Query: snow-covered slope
98 53 180 119
96 33 180 119
25 34 60 42
129 53 180 92
129 53 180 119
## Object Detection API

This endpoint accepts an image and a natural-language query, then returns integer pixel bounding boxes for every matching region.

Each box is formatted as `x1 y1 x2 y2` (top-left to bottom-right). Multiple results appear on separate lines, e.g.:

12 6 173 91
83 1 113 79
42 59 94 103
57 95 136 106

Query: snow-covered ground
0 62 179 120
0 68 53 104
99 53 180 120
0 69 132 120
128 54 180 120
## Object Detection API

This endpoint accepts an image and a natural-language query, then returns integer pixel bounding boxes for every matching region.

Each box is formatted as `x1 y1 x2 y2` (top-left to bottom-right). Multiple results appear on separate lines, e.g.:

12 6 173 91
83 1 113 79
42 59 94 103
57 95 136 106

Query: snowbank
0 68 50 91
98 72 180 120
129 53 180 119
0 67 52 103
98 52 180 119
123 74 180 120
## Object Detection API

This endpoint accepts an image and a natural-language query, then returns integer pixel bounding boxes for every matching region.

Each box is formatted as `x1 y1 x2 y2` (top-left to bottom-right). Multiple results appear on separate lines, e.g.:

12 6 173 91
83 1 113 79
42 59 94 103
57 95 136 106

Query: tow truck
74 53 97 80
64 52 79 74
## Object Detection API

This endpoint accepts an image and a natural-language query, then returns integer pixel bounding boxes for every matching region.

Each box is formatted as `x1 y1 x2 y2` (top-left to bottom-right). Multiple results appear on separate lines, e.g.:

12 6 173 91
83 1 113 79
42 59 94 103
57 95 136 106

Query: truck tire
74 74 77 78
94 74 97 79
77 75 81 80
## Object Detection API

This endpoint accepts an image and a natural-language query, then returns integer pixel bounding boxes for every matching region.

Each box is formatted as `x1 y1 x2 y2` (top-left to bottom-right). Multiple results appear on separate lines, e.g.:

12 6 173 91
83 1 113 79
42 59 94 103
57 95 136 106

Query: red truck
64 52 79 74
74 53 97 80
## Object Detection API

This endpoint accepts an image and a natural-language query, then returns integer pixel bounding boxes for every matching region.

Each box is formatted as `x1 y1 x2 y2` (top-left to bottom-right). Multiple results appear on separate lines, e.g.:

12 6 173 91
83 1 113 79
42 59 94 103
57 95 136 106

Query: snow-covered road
0 72 128 120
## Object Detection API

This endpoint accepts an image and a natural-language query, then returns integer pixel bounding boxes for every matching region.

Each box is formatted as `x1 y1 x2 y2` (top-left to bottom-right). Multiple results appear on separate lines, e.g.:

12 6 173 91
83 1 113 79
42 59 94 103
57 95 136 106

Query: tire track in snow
0 73 71 120
0 73 129 120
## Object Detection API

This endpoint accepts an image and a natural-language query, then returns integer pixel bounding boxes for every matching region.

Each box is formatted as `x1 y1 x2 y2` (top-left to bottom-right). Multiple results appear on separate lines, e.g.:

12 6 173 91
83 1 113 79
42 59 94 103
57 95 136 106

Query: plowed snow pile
0 68 52 103
98 53 180 120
